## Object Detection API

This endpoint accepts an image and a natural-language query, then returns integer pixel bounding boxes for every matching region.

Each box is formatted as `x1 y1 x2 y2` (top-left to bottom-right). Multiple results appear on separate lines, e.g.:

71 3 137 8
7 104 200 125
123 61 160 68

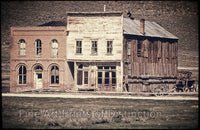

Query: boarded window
76 41 82 54
107 41 113 54
91 41 97 54
77 70 82 85
19 65 26 84
51 39 58 57
51 66 59 84
35 39 42 56
19 39 26 56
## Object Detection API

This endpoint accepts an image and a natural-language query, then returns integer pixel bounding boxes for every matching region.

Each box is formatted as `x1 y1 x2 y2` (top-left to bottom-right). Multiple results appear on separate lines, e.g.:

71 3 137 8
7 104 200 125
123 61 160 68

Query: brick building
10 26 74 92
10 12 178 92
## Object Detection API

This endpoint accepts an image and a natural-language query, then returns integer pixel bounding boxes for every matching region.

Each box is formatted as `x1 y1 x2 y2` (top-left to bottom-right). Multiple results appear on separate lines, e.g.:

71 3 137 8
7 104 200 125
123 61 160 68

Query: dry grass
2 96 198 129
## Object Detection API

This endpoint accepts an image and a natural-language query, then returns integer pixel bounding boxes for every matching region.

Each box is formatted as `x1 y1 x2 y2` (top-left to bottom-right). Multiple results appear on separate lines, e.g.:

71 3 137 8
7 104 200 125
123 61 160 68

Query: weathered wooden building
123 18 178 92
66 12 124 92
10 11 178 92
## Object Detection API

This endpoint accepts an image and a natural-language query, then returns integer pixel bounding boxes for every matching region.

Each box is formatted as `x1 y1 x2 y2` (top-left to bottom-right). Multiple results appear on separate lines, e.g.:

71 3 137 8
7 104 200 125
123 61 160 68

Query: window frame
97 66 117 87
76 40 82 54
35 39 42 56
50 65 59 85
91 40 98 55
18 65 27 85
77 64 89 86
19 39 26 56
107 41 113 55
51 39 58 58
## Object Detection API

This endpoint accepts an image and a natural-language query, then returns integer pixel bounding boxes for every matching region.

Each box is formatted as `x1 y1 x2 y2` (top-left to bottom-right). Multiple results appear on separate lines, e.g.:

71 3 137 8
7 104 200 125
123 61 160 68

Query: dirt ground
2 94 199 129
2 92 198 100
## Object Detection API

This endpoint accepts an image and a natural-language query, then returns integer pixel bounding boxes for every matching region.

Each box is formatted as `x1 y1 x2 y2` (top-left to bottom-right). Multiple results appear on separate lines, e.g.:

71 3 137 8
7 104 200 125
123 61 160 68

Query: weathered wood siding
67 14 123 61
123 35 178 77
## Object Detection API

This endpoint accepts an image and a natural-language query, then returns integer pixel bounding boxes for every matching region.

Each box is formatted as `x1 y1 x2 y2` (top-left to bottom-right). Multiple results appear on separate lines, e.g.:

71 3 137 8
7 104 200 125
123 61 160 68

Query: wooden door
35 72 43 89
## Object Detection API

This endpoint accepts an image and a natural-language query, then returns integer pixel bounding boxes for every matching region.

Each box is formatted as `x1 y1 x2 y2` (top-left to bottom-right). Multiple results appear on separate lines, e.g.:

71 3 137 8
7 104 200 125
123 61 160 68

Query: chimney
140 19 145 35
104 5 106 12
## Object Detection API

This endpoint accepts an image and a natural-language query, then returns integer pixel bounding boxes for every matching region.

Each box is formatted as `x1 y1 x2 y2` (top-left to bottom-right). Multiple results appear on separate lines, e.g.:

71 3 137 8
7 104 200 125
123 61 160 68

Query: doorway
34 65 43 89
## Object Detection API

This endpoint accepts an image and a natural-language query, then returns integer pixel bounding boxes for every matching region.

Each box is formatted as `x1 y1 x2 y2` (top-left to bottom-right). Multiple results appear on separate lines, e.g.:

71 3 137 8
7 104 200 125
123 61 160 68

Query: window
19 39 26 56
107 41 113 54
98 72 102 84
35 65 43 71
105 72 110 85
18 65 26 84
35 39 42 56
112 72 116 85
91 41 97 55
76 41 82 54
97 66 116 87
84 71 88 84
137 41 142 57
51 39 58 57
77 64 89 86
51 66 59 84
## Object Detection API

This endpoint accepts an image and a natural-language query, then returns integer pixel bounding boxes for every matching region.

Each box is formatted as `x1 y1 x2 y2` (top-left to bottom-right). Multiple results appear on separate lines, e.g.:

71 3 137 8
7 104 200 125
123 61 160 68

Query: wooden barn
123 18 178 92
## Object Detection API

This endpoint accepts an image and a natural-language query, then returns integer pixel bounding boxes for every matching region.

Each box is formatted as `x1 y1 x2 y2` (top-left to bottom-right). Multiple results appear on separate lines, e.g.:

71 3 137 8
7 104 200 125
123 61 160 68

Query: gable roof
123 18 178 40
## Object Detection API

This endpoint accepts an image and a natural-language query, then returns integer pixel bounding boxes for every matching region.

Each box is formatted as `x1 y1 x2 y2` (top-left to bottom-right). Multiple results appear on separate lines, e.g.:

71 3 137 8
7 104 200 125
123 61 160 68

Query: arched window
18 65 26 84
19 39 26 56
35 65 43 72
51 66 59 84
35 39 42 56
51 39 58 57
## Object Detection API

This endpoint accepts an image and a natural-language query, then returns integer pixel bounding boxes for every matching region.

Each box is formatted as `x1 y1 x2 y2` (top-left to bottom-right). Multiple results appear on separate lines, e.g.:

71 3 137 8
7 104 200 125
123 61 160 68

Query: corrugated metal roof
123 18 178 39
